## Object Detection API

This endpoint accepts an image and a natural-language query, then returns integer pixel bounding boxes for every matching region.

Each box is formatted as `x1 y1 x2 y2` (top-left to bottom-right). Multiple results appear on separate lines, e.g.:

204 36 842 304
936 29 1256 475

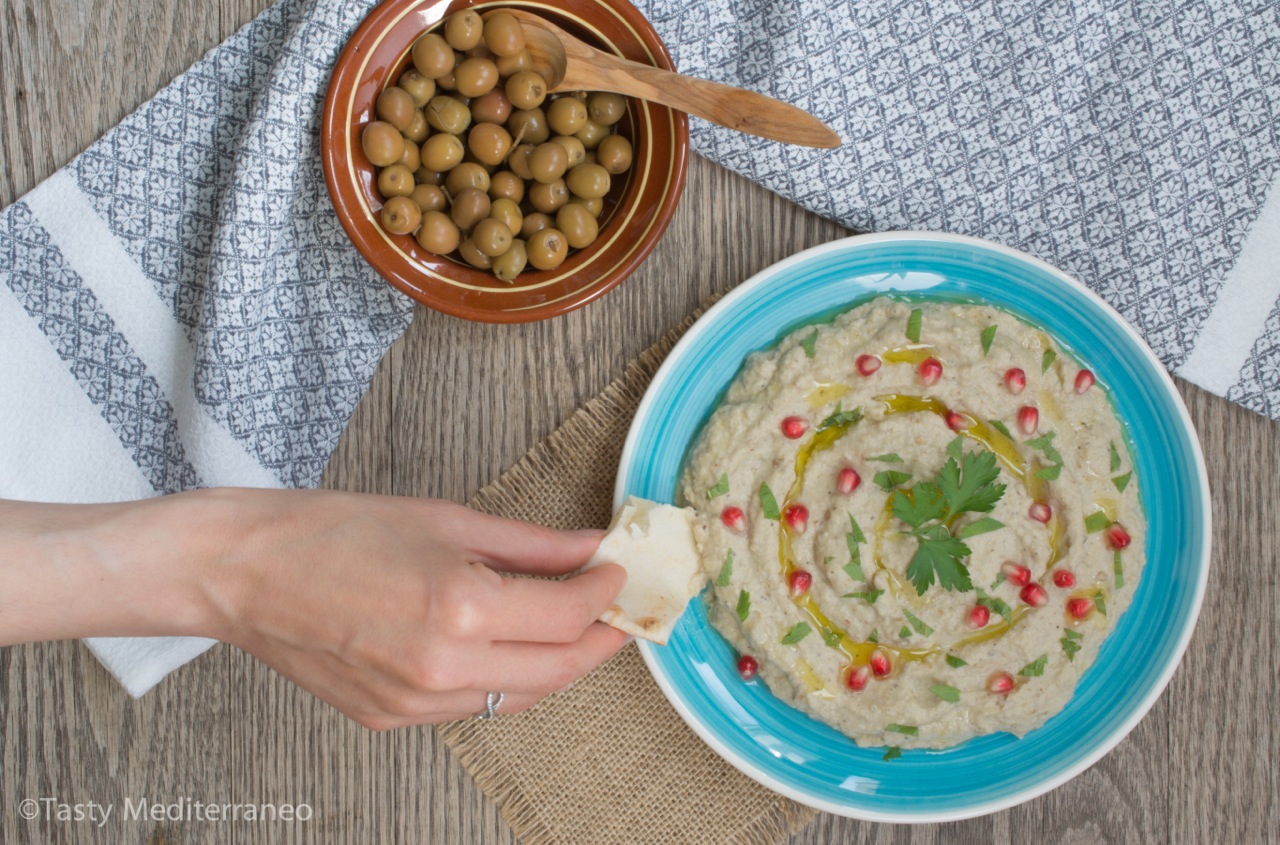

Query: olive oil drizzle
881 343 939 365
776 416 936 676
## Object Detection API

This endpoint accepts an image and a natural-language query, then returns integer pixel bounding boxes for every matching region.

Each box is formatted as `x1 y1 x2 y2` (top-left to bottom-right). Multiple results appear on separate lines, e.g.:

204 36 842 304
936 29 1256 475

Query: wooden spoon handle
558 43 841 148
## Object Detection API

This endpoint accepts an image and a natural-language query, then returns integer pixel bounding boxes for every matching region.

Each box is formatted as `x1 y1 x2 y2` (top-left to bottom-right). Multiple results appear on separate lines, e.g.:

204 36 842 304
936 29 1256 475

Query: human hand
203 489 629 729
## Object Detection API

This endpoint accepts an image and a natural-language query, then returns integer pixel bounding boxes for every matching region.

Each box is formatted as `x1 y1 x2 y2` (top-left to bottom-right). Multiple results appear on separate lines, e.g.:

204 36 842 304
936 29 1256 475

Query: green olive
520 211 553 239
489 170 525 203
415 210 460 254
454 56 499 98
415 166 446 186
550 135 586 168
495 50 532 77
528 178 568 213
555 202 599 249
491 238 528 282
483 12 526 58
397 138 421 172
398 69 437 108
489 197 523 236
587 92 626 126
380 196 422 235
527 227 568 270
567 196 604 217
377 87 417 132
361 121 405 167
595 134 632 175
528 142 569 183
445 162 491 196
472 217 514 257
565 163 610 199
547 96 588 136
574 119 610 150
436 68 457 91
467 122 513 167
508 107 550 145
377 164 416 198
412 33 455 79
403 109 429 144
444 9 484 51
507 144 535 180
505 71 547 110
421 132 465 171
471 89 512 124
425 95 471 134
410 183 447 213
458 236 493 269
450 187 491 230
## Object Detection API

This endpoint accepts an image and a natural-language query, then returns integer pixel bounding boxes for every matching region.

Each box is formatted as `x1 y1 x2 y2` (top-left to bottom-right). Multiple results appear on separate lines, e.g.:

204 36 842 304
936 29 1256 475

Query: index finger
485 562 627 644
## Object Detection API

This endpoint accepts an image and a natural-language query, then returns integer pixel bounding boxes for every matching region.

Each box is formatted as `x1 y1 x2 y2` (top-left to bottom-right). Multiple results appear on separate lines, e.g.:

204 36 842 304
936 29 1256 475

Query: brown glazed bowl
322 0 690 323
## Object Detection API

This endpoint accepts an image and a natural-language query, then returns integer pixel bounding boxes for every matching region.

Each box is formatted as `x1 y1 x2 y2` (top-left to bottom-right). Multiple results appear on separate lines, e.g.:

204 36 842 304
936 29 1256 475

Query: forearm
0 491 238 645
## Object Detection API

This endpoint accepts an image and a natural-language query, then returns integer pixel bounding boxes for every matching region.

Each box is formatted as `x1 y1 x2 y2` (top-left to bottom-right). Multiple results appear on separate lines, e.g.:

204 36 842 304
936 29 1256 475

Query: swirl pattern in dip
680 297 1145 750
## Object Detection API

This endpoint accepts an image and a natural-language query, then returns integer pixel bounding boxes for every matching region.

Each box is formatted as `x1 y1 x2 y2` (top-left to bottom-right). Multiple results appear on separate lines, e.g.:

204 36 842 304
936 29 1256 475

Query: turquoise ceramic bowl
620 232 1210 822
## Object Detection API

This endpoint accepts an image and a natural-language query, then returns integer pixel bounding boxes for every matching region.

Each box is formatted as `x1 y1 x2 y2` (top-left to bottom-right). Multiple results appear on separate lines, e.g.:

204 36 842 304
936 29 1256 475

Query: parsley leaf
868 628 880 643
870 452 904 463
1036 464 1063 480
883 746 902 761
931 684 961 702
821 628 843 647
905 525 973 593
890 482 947 528
946 436 964 462
1019 654 1049 677
736 590 751 621
845 514 866 580
906 308 923 343
903 608 934 636
715 550 733 587
981 324 997 355
843 590 883 603
759 484 781 520
1114 550 1124 588
800 330 818 359
957 516 1004 539
1084 511 1110 533
975 587 1013 620
874 469 914 491
945 654 968 668
937 451 1005 516
1061 636 1082 661
781 622 811 644
706 473 729 499
886 723 919 736
1109 441 1122 472
819 404 863 430
1113 471 1132 493
988 418 1013 438
1042 348 1057 373
899 625 913 639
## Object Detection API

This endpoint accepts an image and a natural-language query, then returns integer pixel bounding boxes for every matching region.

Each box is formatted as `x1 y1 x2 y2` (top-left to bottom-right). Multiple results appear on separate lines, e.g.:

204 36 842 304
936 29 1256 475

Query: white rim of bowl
621 230 1212 823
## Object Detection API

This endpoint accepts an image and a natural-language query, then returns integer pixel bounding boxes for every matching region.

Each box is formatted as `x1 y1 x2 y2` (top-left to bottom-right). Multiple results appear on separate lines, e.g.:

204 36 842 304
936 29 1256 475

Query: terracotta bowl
322 0 690 323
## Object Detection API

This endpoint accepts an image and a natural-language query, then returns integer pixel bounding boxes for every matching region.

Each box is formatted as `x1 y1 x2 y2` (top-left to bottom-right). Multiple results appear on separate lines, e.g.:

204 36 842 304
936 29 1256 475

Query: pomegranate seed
1028 502 1052 524
1004 367 1026 394
986 671 1015 694
1001 561 1032 587
1066 597 1094 620
1020 583 1049 607
781 415 808 439
1105 523 1131 550
1074 369 1095 394
845 664 871 692
1017 405 1039 435
918 357 943 386
783 503 809 534
1052 569 1076 588
788 569 813 597
967 604 991 629
946 410 969 431
856 354 882 376
869 649 892 677
737 654 759 680
721 506 745 533
837 467 861 494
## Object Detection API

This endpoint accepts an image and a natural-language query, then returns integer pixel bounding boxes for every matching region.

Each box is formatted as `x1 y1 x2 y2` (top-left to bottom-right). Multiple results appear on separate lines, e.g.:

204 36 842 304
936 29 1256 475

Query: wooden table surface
2 1 1277 842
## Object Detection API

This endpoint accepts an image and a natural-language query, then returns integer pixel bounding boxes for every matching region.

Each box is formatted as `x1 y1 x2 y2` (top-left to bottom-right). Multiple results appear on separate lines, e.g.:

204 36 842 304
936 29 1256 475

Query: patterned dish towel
1 0 1276 696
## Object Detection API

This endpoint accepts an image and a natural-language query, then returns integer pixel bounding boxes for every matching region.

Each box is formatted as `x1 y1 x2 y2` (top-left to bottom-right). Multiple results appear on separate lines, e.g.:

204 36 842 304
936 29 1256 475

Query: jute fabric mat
439 312 816 845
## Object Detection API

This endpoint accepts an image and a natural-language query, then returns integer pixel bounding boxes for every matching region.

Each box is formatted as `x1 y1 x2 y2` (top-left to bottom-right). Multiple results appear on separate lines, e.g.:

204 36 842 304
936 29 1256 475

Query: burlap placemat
439 313 817 845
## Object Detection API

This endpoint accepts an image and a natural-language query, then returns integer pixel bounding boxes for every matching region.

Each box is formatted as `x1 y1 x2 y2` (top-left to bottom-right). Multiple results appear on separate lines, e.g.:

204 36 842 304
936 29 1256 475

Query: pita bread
583 496 706 645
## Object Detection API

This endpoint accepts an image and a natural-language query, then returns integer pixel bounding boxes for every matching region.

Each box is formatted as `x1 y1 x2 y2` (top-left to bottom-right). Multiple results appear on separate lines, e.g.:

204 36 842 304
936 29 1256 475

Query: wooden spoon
499 9 841 149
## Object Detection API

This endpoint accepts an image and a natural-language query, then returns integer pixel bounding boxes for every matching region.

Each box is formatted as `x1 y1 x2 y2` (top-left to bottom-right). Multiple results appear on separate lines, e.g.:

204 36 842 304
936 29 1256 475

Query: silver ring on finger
474 691 504 721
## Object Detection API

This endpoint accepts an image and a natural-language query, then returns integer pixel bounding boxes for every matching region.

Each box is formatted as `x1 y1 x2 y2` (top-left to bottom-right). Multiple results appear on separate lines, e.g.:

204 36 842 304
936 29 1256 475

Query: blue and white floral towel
1 0 1277 696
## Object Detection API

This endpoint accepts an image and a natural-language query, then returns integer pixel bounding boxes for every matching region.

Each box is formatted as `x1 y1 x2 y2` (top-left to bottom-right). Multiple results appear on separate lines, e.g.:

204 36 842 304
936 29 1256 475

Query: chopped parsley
844 514 866 581
870 452 904 463
819 404 863 430
903 608 934 636
883 746 902 761
1084 511 1111 533
843 589 883 603
957 516 1005 539
1060 629 1083 661
899 625 913 639
1041 348 1057 373
1096 593 1108 616
1027 431 1064 481
874 469 913 491
1019 654 1049 677
945 654 968 668
868 628 880 643
1114 550 1124 588
975 587 1014 620
891 450 1007 594
781 622 811 644
1109 441 1122 472
821 628 843 647
736 590 751 621
988 419 1013 438
1113 471 1133 493
1036 464 1063 481
906 308 923 343
931 684 961 703
706 473 729 499
981 324 997 355
800 330 818 358
759 484 781 520
886 723 919 736
946 435 964 462
715 550 733 587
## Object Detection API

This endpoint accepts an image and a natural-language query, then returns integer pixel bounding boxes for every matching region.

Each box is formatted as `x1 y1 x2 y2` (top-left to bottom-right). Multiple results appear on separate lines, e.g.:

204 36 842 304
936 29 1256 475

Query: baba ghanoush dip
679 297 1144 750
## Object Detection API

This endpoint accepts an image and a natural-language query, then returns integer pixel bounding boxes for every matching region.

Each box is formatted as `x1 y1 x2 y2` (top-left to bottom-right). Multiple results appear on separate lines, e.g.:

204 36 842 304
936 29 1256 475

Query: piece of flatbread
582 496 706 645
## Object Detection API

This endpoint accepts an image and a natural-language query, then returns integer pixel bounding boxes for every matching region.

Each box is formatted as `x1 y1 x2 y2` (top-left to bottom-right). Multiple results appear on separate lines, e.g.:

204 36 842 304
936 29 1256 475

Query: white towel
2 0 1278 697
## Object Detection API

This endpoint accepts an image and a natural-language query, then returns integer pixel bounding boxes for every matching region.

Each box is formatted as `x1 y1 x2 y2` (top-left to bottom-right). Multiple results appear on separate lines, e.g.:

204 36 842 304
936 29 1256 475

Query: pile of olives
360 10 635 281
